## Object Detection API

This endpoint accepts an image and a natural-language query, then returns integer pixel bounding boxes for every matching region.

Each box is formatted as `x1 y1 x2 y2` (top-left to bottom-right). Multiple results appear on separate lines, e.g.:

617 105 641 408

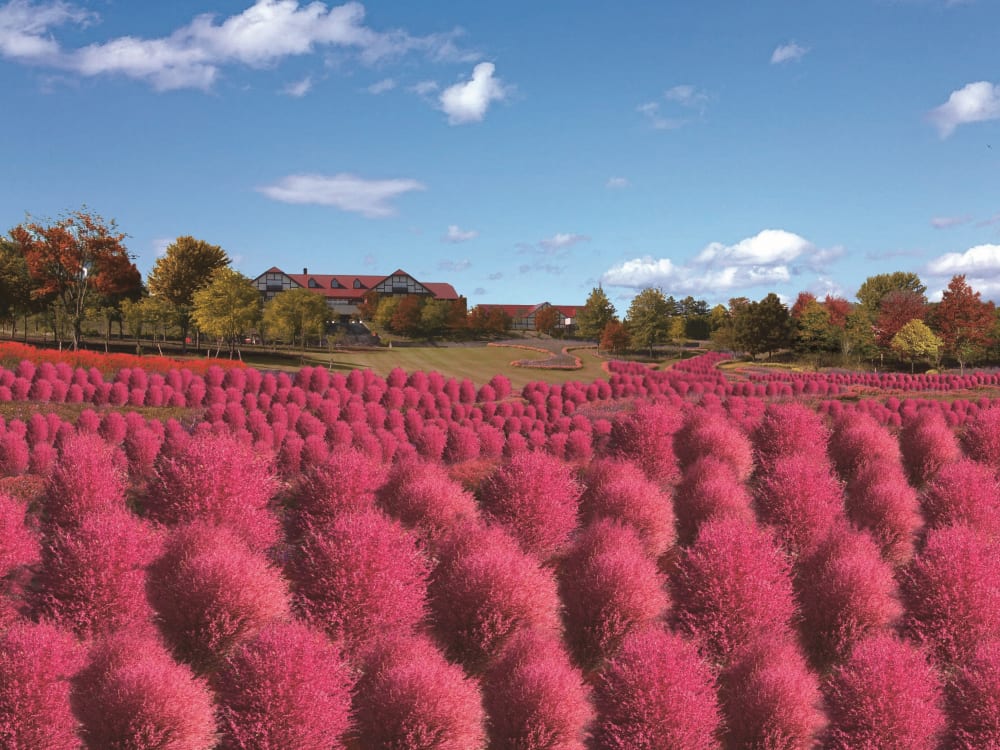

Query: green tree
262 287 329 350
0 237 37 339
191 268 261 357
733 293 792 360
147 236 230 352
794 298 838 353
534 305 562 336
625 288 671 357
856 272 926 319
934 274 995 373
420 298 453 339
576 286 617 339
372 296 400 335
10 208 141 349
891 319 942 372
600 320 631 355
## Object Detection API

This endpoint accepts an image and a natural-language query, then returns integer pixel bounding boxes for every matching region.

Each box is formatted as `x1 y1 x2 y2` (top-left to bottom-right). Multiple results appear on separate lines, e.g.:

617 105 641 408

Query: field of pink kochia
4 349 1000 749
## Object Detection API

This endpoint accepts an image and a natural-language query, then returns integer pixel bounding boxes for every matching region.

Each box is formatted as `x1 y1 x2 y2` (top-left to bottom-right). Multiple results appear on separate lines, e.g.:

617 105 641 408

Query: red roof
477 303 580 318
262 268 459 301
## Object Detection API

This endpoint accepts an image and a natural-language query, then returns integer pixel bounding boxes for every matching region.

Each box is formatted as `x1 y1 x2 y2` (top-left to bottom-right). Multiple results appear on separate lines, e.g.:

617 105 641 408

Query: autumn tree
420 298 454 339
857 271 927 319
9 207 141 349
191 267 262 357
600 320 631 355
390 295 424 337
891 319 942 372
576 286 617 339
147 236 230 352
626 287 671 357
875 290 927 349
263 287 328 350
534 304 562 336
0 237 36 339
793 296 839 354
935 274 995 373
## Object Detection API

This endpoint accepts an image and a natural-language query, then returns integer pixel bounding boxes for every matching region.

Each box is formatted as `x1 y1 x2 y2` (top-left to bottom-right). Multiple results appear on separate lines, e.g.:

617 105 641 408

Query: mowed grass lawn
299 343 612 390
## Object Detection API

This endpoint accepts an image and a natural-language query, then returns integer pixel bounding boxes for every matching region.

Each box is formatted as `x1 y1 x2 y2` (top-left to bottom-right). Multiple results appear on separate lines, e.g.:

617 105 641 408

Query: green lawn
292 343 614 390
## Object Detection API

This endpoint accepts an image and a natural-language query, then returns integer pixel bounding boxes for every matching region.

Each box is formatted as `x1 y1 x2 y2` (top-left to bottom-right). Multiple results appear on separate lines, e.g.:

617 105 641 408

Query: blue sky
1 0 998 312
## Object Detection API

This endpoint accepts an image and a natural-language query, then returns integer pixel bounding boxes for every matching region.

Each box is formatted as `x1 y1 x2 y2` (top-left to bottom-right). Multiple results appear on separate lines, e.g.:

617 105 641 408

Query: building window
308 278 320 288
353 279 362 289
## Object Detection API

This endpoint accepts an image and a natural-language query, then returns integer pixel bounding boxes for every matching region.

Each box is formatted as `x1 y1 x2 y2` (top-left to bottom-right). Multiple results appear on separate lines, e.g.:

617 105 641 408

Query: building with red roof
474 302 580 332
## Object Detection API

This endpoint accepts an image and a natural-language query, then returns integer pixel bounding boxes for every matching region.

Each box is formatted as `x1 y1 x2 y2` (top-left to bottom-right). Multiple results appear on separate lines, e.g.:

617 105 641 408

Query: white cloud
770 42 809 64
443 224 478 243
664 84 709 111
439 61 507 124
366 76 395 94
927 243 1000 275
637 84 711 130
0 0 475 91
258 172 425 218
282 75 312 97
694 229 815 265
410 79 438 96
606 176 629 189
931 214 972 229
539 232 589 251
928 81 1000 138
437 259 471 271
601 229 834 294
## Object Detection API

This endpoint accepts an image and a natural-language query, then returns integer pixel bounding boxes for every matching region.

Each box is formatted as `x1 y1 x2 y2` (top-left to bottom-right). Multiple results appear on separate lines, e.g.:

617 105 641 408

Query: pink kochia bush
290 508 429 655
920 458 1000 537
147 522 290 671
900 409 961 486
579 458 676 559
844 459 921 566
429 523 562 670
674 407 755 481
672 455 755 546
376 458 480 544
672 517 797 663
146 432 279 552
478 451 581 561
0 621 84 750
795 524 902 669
33 508 161 639
481 628 593 750
824 634 945 750
962 406 1000 471
214 621 354 750
290 446 387 533
752 402 831 473
0 490 38 620
559 519 670 669
608 401 683 484
902 524 1000 665
593 625 721 750
828 411 903 481
718 636 826 750
754 452 845 557
72 629 218 750
43 431 128 528
352 633 486 750
947 639 1000 748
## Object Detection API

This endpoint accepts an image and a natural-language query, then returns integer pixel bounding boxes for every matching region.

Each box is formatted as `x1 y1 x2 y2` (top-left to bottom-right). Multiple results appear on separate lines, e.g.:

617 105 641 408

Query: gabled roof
260 268 459 301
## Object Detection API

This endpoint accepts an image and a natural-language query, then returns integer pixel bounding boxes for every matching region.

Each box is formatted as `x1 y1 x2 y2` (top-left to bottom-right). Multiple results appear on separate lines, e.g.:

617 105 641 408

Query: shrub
214 621 354 750
44 433 128 530
146 432 279 552
0 490 38 583
579 458 676 559
290 509 428 655
902 524 1000 665
672 517 796 663
559 519 669 668
0 429 30 477
844 459 921 565
754 453 845 557
962 406 1000 470
33 508 160 639
377 458 479 543
0 621 84 750
824 634 945 750
289 447 387 534
717 635 825 750
482 628 592 750
352 633 486 750
72 629 217 750
948 639 1000 749
672 455 755 545
148 522 290 671
674 408 755 481
795 524 902 669
478 451 581 561
921 458 1000 537
593 625 721 750
900 409 961 485
829 411 902 481
429 523 562 670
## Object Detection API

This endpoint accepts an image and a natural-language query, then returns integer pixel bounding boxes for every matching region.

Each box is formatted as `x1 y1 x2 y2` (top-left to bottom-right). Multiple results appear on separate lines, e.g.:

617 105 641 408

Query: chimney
303 267 308 275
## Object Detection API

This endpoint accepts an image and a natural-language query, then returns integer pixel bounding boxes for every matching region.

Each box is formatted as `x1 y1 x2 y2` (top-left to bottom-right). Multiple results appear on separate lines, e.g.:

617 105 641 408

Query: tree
875 290 927 349
625 287 671 357
263 287 328 350
857 272 927 318
891 319 942 372
147 236 230 352
733 293 792 359
576 286 617 339
534 304 562 336
371 295 400 335
0 237 36 339
794 296 839 354
390 295 424 337
420 298 453 339
600 320 631 355
191 267 261 357
935 274 995 373
9 208 141 349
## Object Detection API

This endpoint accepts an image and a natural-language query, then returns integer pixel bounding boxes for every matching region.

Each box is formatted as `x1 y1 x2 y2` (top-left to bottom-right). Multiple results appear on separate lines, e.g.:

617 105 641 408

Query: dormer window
330 279 340 288
353 279 362 289
308 278 320 288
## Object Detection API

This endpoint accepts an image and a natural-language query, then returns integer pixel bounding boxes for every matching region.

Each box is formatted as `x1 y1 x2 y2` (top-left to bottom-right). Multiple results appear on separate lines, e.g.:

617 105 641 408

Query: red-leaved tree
593 625 721 750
